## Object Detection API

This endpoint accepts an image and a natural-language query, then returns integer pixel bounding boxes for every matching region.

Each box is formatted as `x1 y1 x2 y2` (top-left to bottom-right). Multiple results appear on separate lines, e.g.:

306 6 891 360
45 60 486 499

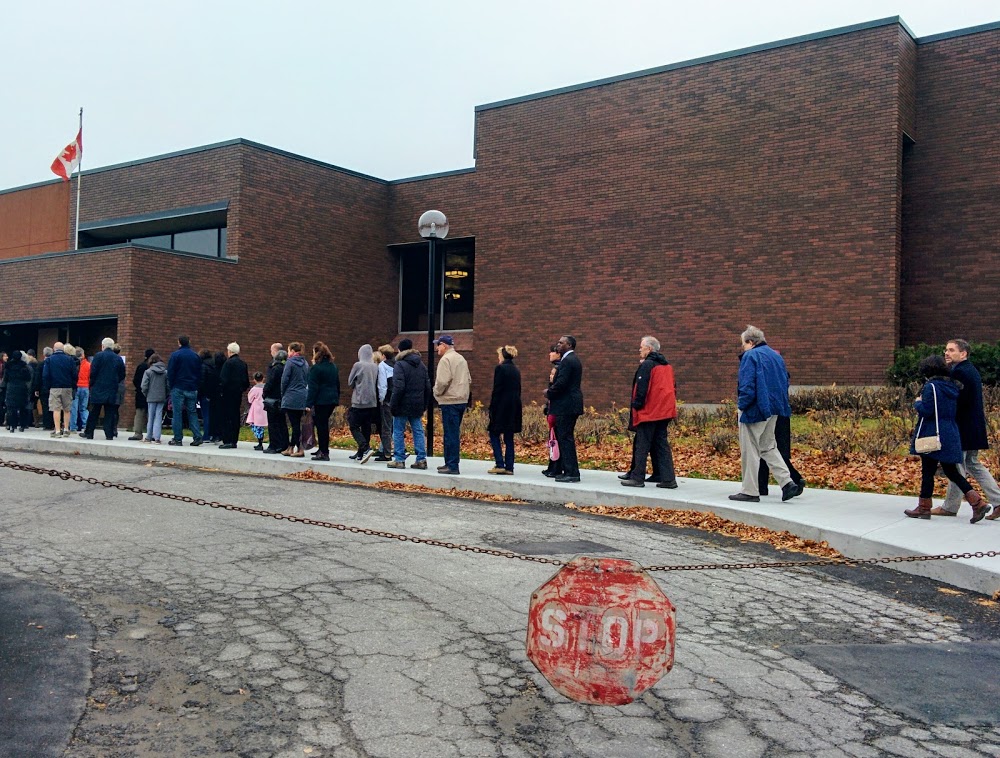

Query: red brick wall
901 28 1000 346
0 182 71 259
391 25 909 405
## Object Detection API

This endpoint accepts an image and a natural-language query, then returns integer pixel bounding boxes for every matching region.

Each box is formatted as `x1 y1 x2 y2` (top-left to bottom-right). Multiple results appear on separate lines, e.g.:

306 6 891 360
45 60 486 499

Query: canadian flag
51 129 83 181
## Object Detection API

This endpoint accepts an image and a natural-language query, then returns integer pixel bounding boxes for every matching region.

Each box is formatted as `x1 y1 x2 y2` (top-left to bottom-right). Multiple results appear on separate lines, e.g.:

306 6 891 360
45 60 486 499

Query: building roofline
476 16 915 112
0 138 391 195
916 19 1000 44
390 167 476 185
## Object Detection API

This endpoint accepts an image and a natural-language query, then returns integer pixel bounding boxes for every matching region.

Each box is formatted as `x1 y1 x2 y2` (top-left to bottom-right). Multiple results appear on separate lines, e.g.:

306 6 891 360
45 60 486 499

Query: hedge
887 342 1000 387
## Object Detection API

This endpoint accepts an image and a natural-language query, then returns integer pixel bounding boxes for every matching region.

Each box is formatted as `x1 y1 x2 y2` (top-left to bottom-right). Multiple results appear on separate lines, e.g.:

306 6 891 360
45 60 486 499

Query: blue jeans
440 403 466 471
147 402 165 441
71 387 89 431
392 416 426 462
489 430 515 471
171 388 202 442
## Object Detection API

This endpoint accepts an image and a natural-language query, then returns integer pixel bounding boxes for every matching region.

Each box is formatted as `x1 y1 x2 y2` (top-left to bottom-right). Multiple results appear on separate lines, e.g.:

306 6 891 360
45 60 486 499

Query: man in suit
937 339 1000 520
545 335 584 483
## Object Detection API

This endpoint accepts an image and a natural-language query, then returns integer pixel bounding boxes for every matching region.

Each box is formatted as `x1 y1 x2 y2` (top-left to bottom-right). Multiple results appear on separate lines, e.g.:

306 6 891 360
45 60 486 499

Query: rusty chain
2 456 998 573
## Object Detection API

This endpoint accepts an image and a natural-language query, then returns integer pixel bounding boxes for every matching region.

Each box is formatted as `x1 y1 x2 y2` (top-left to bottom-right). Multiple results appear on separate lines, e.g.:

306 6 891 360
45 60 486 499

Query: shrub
853 412 912 462
707 427 738 455
789 386 907 415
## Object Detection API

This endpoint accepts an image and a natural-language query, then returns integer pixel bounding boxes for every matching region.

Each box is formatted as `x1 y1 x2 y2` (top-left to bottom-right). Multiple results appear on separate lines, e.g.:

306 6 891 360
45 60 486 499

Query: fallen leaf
65 634 77 640
937 588 963 596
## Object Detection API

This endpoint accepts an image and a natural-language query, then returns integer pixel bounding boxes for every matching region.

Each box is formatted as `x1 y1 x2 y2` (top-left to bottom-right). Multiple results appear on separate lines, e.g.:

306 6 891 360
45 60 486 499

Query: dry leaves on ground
565 503 844 559
283 469 527 504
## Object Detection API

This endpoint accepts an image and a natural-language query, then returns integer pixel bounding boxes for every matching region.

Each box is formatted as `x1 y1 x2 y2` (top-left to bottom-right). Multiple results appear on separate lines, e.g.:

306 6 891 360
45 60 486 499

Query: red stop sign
526 556 676 705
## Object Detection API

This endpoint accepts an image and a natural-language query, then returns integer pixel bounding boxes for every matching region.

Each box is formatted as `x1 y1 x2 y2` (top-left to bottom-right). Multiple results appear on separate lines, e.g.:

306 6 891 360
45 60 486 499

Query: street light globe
418 210 449 239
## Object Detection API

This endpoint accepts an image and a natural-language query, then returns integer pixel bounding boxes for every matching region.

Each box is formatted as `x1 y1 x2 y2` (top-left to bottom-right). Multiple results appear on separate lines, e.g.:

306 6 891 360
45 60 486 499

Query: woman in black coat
4 351 33 431
487 346 522 474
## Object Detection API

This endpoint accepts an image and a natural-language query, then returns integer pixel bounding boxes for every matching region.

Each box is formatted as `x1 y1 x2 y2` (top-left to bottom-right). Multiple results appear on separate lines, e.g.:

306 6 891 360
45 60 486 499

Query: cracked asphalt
1 450 999 757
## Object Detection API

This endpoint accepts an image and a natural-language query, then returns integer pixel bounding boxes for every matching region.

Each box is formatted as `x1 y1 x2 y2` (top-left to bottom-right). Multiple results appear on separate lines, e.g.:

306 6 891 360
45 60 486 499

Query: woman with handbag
487 345 522 474
541 344 564 479
905 355 990 522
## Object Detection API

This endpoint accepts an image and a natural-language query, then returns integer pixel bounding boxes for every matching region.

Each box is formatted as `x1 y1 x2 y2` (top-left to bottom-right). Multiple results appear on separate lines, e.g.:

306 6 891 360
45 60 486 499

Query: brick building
1 16 998 417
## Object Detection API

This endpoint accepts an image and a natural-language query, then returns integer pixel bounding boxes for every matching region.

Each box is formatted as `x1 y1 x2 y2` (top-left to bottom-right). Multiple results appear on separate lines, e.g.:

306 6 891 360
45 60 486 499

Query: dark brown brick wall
391 25 909 405
901 28 1000 346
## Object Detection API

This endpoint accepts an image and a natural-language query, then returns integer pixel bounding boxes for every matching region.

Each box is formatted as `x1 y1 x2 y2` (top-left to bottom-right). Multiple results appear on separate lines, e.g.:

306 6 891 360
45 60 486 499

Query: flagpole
74 107 83 250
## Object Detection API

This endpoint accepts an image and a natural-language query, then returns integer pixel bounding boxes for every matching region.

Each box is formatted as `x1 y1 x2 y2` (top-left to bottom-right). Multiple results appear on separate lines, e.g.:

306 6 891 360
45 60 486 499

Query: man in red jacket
621 336 678 488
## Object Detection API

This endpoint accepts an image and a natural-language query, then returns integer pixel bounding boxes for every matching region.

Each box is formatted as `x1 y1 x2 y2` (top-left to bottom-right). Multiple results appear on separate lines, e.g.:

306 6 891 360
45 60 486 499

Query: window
77 202 229 258
394 237 475 332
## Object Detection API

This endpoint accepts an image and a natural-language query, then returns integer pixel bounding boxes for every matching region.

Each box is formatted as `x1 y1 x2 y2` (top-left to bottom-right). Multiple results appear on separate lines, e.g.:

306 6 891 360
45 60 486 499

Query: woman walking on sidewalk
347 344 379 463
488 345 522 474
280 342 309 458
140 353 168 443
307 342 340 462
905 355 990 523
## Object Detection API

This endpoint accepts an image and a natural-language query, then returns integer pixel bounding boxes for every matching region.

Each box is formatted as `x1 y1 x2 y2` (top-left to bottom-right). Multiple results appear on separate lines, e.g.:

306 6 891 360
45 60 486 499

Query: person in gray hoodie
280 341 310 457
348 344 379 463
139 353 169 443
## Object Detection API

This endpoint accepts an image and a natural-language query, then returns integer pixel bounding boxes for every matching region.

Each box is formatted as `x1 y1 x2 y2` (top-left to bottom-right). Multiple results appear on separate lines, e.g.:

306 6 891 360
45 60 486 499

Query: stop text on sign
538 605 666 660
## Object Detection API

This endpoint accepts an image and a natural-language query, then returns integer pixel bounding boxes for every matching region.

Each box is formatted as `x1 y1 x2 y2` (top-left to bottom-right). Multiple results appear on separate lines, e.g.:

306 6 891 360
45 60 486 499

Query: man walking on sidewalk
546 335 584 483
432 335 471 475
621 336 678 489
730 325 802 503
937 339 1000 520
167 335 204 446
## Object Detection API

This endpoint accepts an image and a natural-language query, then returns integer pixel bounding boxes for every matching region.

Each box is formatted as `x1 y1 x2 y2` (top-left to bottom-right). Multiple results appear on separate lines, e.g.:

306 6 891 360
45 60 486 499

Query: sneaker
781 482 801 502
387 461 406 469
359 449 375 464
50 431 60 438
62 430 71 437
253 443 264 451
190 438 203 447
312 452 330 461
487 466 507 475
168 439 183 446
349 452 360 460
410 460 427 470
373 453 392 462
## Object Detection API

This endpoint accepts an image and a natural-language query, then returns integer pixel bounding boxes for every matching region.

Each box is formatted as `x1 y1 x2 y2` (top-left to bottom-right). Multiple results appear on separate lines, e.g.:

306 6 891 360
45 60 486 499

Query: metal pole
426 235 436 456
74 107 83 251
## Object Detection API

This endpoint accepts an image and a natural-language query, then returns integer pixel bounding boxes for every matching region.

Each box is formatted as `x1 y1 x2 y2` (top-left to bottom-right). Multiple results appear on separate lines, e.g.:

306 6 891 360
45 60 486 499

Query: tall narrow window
394 237 474 333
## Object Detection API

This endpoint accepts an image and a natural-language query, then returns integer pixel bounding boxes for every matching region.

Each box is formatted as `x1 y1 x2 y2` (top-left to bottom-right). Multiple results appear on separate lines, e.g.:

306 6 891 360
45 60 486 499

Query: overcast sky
3 0 997 191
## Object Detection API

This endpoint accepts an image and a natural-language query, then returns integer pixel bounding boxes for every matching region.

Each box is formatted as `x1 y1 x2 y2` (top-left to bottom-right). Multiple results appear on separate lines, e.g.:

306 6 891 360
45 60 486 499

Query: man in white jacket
432 335 471 475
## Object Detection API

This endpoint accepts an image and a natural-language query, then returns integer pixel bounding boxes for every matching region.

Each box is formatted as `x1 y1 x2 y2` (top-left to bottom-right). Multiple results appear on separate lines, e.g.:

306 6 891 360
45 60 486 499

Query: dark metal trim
390 167 476 185
0 243 238 266
916 20 1000 44
79 201 229 231
0 314 118 326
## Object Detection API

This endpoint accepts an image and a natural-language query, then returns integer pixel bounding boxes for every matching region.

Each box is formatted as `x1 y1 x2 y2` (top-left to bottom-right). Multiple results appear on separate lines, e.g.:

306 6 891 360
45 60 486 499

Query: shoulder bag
914 383 942 454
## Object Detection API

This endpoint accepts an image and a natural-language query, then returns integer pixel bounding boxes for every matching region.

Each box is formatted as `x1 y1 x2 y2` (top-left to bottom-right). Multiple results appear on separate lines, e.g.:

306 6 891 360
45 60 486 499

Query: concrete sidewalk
1 428 998 596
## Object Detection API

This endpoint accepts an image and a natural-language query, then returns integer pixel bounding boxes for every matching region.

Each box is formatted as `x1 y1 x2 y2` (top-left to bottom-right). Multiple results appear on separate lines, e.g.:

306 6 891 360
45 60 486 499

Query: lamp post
418 210 449 457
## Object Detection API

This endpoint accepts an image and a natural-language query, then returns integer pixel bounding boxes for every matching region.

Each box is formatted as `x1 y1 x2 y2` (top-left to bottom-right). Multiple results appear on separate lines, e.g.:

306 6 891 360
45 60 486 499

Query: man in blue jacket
43 342 78 437
938 339 1000 520
730 326 802 503
167 335 203 446
81 337 126 440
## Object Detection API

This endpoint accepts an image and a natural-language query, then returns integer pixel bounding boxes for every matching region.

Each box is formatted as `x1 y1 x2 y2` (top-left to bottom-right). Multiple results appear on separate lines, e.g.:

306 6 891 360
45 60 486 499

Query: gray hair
101 337 115 349
741 325 766 345
641 336 660 352
43 347 53 357
227 342 240 355
276 349 288 361
76 347 84 358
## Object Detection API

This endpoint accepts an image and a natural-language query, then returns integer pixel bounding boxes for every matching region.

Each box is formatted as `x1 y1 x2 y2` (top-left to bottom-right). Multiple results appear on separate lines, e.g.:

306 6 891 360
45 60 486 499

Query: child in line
247 372 268 451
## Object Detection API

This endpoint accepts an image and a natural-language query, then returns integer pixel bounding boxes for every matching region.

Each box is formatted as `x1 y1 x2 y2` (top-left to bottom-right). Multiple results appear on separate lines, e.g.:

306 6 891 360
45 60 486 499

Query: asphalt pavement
0 427 997 596
1 447 999 756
